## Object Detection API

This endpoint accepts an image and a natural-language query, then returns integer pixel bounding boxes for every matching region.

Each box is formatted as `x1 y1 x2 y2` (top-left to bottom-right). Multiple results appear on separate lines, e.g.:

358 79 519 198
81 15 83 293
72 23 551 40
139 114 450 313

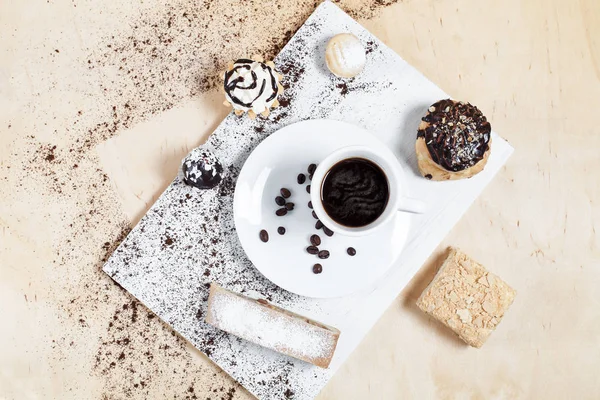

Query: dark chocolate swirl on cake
417 100 491 172
224 59 278 112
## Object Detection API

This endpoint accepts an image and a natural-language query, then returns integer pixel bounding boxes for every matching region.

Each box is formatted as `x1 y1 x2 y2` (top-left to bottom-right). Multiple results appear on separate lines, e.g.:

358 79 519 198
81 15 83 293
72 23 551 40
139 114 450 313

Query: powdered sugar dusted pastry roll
205 283 340 368
416 99 492 180
325 33 366 78
222 56 284 119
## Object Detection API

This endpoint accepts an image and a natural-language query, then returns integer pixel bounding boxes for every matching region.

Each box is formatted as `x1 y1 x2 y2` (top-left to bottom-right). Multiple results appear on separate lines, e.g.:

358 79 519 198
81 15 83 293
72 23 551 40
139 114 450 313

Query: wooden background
1 0 599 398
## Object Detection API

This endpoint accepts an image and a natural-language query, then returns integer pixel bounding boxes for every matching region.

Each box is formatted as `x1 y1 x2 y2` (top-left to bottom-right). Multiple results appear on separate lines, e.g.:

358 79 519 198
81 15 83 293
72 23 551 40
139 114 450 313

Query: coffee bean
315 220 324 230
275 196 285 206
312 263 323 274
280 188 291 198
347 247 356 256
306 246 319 255
308 163 317 175
310 234 321 246
306 185 311 194
323 226 334 237
308 201 313 209
297 174 306 184
278 227 286 235
285 202 295 211
276 208 288 216
259 230 269 242
312 211 318 219
318 250 330 259
309 174 313 180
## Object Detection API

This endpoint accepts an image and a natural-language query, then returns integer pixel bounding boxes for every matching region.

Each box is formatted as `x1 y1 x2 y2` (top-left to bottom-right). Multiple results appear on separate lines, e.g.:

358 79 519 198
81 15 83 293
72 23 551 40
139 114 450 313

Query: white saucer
233 119 410 298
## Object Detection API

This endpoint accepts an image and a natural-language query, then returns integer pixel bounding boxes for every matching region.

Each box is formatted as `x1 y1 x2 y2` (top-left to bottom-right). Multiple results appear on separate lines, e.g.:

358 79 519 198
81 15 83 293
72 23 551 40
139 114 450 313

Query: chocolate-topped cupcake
415 99 492 180
222 55 284 119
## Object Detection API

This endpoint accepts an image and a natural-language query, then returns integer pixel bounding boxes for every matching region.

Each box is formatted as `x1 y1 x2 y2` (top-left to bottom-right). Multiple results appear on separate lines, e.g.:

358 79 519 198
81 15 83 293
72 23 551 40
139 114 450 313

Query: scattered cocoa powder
0 0 404 398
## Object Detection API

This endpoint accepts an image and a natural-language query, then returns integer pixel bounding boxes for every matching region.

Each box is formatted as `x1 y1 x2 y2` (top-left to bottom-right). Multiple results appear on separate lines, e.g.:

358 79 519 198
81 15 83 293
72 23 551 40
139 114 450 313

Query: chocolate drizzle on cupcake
417 100 491 172
223 59 280 115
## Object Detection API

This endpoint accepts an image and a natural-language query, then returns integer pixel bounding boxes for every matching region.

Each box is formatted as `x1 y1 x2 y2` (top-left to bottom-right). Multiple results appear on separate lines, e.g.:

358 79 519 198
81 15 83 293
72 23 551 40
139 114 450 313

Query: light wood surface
1 0 599 398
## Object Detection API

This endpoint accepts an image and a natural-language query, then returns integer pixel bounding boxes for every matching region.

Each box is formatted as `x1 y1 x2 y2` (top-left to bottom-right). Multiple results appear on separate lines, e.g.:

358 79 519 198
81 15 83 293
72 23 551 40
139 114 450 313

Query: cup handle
397 197 426 214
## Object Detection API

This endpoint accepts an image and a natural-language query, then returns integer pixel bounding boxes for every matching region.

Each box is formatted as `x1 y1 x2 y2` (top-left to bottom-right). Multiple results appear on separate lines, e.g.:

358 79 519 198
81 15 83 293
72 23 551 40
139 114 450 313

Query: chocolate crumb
336 82 349 96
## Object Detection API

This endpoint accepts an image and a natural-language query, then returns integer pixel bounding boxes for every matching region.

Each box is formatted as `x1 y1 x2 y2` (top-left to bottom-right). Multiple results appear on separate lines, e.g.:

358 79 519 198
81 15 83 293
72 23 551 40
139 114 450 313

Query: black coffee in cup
320 158 389 227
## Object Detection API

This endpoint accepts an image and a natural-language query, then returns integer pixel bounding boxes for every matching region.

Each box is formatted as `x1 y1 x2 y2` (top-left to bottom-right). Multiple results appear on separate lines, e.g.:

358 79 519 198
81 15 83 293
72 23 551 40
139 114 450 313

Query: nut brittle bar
417 247 516 348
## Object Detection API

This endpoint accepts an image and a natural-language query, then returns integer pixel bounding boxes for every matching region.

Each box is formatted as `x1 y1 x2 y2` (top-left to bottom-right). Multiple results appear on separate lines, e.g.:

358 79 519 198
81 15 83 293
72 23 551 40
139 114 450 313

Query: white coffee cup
310 145 425 237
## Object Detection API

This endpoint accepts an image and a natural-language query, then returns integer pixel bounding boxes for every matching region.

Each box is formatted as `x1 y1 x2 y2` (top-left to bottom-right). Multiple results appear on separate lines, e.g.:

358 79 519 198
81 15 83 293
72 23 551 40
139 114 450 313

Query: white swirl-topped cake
222 56 284 119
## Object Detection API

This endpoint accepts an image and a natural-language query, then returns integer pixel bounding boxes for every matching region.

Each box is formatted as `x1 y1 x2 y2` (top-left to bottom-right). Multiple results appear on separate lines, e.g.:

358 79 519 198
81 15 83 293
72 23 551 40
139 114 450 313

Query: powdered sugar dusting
326 33 366 77
183 147 219 176
208 286 337 366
